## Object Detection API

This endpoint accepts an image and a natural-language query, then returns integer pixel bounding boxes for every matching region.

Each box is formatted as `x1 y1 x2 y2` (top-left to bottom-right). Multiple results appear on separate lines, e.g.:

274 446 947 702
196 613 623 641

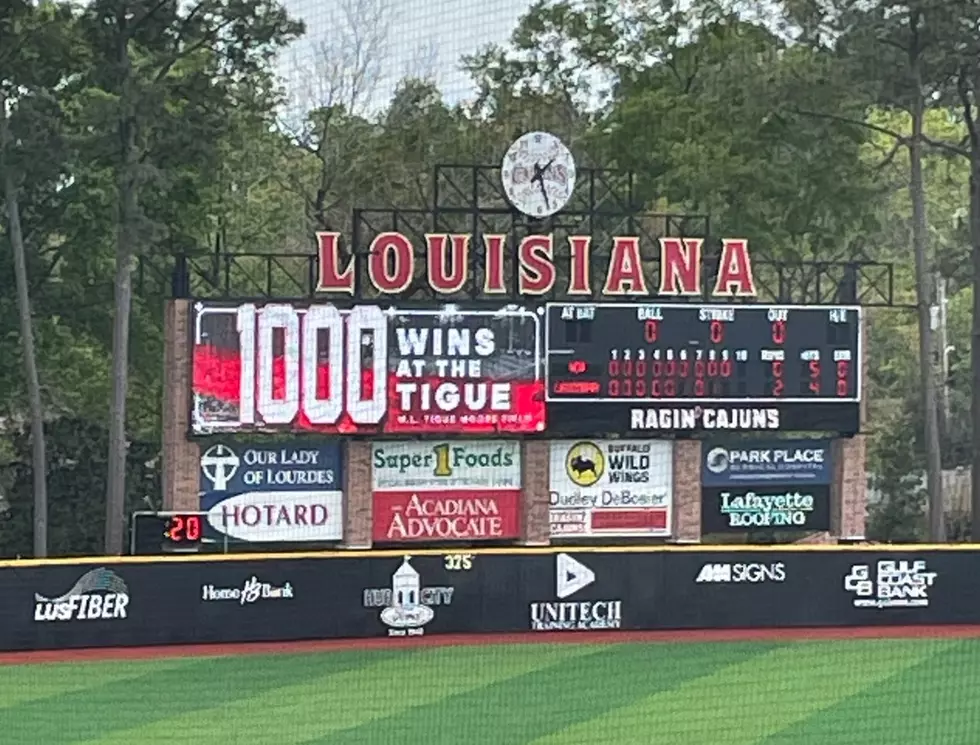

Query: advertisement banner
199 441 344 542
371 441 522 543
3 548 980 652
547 440 672 537
701 485 831 533
701 439 833 487
191 303 543 435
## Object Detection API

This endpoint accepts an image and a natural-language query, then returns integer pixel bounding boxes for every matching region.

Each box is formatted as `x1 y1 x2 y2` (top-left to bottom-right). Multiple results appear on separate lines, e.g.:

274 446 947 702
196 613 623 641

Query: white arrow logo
556 553 595 599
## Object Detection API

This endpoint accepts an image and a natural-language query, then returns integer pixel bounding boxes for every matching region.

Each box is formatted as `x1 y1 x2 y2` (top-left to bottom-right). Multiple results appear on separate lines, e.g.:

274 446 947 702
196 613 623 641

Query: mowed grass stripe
75 643 600 745
0 649 393 745
527 639 956 745
306 641 781 745
0 658 195 710
759 639 980 745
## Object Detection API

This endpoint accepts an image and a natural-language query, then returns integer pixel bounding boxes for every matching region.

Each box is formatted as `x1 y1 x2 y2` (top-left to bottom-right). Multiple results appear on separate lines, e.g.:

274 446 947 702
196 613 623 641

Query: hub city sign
199 441 343 542
371 441 521 543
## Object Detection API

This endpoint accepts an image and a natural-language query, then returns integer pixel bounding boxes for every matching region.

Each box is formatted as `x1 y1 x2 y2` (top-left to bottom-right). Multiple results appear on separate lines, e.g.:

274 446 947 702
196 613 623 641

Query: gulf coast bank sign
199 441 343 542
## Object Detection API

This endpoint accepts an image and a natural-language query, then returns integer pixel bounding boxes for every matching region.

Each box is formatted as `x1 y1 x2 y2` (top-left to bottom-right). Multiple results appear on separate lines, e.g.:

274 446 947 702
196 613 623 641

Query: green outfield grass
0 638 978 744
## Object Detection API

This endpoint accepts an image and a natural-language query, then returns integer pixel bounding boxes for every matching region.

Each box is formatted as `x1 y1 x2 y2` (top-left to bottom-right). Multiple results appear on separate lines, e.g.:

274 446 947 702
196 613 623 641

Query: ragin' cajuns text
315 233 757 298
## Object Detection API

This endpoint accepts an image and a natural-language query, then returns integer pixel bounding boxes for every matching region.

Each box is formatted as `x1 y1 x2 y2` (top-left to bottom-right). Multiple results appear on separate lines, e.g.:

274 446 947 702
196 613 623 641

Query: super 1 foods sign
700 439 832 534
371 441 522 543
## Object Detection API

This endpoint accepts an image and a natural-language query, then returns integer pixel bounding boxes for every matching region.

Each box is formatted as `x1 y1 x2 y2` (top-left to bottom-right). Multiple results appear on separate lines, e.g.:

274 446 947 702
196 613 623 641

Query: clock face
500 131 576 218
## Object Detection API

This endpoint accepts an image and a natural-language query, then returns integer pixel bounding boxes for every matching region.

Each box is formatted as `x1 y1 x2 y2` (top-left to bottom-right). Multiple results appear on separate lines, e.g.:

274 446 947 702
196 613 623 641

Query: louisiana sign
191 303 542 435
371 441 521 543
199 441 344 542
548 440 672 537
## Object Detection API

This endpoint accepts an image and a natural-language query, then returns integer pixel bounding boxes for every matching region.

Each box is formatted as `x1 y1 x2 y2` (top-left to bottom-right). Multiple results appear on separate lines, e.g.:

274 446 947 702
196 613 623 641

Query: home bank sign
199 442 343 543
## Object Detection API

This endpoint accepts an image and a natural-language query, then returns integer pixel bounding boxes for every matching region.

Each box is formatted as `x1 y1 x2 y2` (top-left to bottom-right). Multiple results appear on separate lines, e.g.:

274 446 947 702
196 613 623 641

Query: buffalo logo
565 442 604 487
706 447 730 474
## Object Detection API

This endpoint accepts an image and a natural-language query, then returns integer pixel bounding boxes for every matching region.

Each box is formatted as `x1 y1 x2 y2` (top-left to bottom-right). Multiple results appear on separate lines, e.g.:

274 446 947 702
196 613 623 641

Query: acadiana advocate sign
199 441 343 542
548 440 672 537
371 441 521 543
701 439 832 486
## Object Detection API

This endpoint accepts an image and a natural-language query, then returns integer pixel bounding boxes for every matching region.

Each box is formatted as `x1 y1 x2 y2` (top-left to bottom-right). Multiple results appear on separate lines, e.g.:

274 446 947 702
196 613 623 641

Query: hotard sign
199 441 344 542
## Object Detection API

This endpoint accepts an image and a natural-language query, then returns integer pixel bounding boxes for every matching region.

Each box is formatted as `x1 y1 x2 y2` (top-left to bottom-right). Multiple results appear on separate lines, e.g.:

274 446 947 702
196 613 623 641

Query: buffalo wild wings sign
371 441 521 543
548 440 673 537
315 233 757 298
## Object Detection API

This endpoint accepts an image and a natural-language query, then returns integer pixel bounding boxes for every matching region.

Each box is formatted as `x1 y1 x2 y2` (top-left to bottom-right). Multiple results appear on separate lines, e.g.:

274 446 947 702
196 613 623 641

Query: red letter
368 232 414 294
315 232 355 294
567 236 592 295
482 234 507 294
518 235 556 295
603 237 648 295
713 239 756 297
658 238 703 295
425 234 469 294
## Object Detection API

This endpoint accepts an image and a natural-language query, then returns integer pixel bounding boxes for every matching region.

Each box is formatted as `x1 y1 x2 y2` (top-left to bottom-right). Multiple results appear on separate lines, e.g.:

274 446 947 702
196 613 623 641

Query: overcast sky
280 0 533 111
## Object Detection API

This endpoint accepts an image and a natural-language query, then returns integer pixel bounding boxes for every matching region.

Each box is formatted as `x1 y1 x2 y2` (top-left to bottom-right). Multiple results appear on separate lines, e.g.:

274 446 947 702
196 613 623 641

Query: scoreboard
188 300 863 438
544 303 861 435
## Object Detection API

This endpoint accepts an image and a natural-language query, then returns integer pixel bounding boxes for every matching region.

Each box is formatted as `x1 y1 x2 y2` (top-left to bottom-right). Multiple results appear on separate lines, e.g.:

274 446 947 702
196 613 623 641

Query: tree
76 0 302 554
775 0 965 541
0 0 82 557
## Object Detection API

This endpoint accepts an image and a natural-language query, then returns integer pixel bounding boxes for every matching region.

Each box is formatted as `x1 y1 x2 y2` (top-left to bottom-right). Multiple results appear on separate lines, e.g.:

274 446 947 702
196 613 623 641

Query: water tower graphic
380 557 435 629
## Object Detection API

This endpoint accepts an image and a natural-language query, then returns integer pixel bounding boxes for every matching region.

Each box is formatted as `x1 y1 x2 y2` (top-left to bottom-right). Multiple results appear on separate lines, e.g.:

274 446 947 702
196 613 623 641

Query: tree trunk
970 151 980 542
909 86 944 542
1 115 48 558
105 65 138 555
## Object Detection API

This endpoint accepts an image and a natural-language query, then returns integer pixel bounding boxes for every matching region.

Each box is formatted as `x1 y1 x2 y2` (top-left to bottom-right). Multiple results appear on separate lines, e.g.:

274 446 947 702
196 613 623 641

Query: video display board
189 301 861 436
191 303 543 435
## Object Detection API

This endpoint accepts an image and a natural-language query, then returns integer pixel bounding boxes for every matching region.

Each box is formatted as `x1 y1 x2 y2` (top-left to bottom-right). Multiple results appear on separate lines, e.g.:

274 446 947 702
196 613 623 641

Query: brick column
672 439 702 542
522 440 551 545
343 441 373 548
833 312 868 539
162 299 199 511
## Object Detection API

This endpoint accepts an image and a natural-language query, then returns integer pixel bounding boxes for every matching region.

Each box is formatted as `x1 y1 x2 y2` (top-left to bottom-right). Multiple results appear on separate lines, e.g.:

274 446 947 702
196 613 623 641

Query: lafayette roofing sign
199 442 343 542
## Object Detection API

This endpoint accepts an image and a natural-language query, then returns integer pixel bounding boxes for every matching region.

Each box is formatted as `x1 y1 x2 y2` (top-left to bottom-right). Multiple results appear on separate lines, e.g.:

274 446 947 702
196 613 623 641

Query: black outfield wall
2 547 975 652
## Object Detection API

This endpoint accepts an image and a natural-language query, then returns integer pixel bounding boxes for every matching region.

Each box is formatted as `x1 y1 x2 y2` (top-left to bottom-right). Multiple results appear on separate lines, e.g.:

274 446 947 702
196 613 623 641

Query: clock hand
530 162 544 184
537 177 550 210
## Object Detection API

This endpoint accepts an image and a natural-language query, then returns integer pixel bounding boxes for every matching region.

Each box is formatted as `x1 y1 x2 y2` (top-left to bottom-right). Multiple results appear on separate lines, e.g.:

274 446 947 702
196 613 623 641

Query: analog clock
500 131 576 218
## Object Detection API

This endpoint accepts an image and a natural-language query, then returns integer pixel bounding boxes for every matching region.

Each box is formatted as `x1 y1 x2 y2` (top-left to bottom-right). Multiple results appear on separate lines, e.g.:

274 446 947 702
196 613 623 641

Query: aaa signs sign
371 441 522 543
191 303 543 435
548 440 673 537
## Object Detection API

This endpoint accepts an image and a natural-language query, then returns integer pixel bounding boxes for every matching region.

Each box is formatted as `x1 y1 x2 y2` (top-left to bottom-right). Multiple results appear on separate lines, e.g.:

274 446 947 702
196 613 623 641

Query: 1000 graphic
191 303 545 434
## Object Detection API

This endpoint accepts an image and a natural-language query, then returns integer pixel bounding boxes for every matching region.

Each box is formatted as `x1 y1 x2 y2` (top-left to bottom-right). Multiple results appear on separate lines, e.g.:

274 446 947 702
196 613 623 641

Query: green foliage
0 418 160 557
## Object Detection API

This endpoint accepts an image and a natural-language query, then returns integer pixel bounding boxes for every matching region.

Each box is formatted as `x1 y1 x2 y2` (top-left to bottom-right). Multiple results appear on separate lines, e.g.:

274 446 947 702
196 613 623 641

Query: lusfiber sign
701 486 831 533
0 548 978 651
199 441 343 543
191 303 543 435
702 439 833 486
548 440 672 537
371 441 522 543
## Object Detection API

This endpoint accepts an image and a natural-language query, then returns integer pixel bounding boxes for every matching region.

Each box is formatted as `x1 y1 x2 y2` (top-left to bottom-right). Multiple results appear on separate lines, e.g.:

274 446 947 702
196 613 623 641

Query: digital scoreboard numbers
545 304 861 435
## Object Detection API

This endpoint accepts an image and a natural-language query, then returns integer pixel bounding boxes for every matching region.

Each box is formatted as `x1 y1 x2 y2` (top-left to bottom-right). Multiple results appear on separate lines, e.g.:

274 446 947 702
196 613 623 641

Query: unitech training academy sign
371 441 522 543
199 441 344 542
